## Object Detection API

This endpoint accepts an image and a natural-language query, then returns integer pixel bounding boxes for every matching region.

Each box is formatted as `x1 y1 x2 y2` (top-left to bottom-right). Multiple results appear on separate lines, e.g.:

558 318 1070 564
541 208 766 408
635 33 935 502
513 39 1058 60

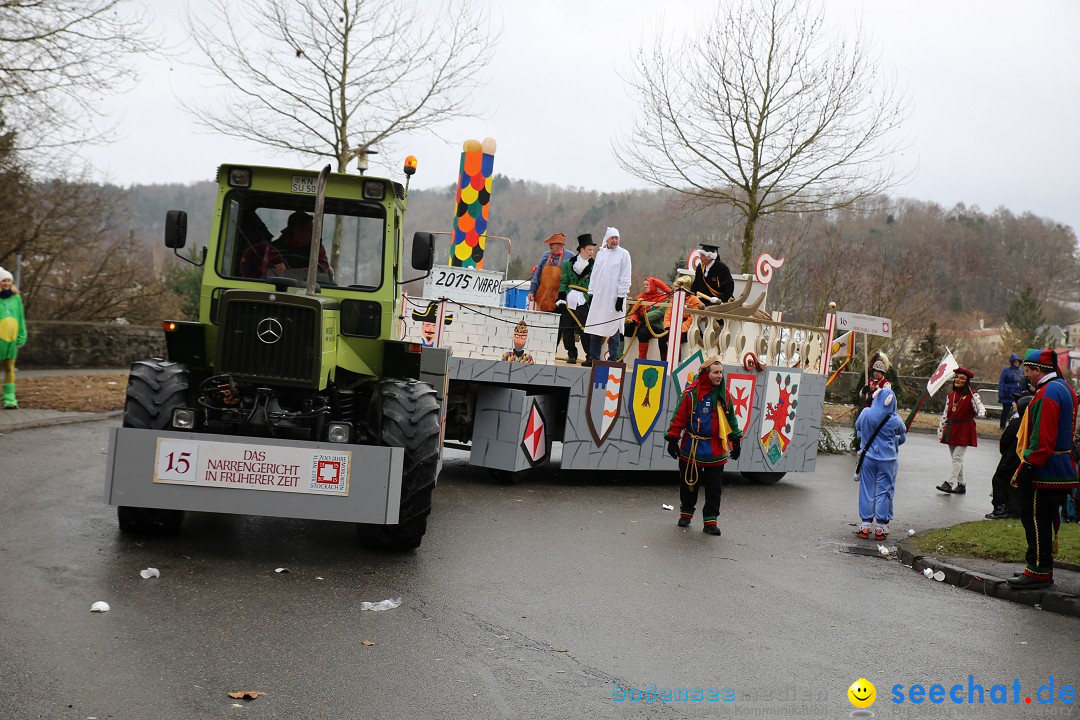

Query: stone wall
18 321 166 369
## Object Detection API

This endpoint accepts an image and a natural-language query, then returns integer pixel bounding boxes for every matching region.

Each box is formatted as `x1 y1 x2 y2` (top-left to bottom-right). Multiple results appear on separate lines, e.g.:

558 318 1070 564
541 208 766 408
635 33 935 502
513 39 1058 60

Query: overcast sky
83 0 1080 232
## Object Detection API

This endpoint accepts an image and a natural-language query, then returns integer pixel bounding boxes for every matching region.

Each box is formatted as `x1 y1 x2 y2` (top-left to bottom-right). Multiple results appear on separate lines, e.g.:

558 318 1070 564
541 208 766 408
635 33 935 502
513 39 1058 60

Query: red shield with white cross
316 459 341 485
520 399 548 466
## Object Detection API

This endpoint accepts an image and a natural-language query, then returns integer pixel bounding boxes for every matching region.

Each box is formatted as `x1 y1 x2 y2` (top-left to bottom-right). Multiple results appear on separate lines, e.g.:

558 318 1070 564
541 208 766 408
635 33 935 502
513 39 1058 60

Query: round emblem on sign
257 317 283 344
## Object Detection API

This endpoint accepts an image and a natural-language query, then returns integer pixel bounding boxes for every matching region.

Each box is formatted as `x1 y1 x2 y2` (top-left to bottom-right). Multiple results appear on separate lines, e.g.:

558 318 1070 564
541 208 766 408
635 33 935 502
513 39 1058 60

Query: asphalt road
1 420 1078 719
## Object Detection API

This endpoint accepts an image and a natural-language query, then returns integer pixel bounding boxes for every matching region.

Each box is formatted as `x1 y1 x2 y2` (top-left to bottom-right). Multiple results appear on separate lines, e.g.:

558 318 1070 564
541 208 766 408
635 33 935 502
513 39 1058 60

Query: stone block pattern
403 298 558 365
451 357 825 474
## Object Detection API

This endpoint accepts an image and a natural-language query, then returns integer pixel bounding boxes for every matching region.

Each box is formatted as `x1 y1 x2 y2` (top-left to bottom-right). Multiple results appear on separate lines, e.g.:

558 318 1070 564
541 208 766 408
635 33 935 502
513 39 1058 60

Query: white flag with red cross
926 349 959 397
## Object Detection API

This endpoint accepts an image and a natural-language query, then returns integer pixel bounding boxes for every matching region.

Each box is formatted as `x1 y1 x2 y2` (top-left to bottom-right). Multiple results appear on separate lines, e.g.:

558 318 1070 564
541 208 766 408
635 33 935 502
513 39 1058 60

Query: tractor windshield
219 191 386 290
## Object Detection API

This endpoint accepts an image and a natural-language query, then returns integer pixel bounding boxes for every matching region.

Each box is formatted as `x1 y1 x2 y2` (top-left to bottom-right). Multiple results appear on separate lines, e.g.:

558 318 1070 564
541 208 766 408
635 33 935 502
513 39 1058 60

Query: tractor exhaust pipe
306 164 332 297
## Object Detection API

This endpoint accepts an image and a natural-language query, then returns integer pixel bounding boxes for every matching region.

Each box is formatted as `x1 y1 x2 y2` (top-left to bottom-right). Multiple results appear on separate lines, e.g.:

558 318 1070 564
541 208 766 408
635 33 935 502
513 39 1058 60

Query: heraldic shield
626 359 667 444
586 360 626 446
758 370 801 467
725 371 758 437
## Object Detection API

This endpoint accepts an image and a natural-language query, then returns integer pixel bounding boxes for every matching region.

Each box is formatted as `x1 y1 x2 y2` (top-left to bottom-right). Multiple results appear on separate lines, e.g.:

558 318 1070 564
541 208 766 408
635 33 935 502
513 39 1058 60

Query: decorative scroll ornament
754 253 785 284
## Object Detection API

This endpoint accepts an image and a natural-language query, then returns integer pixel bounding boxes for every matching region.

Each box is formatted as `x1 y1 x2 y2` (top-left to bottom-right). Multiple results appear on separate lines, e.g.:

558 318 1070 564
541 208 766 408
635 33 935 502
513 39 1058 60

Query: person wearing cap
665 355 741 535
556 233 596 364
690 243 734 305
500 318 534 364
1007 349 1079 589
854 386 906 540
528 232 571 313
858 352 891 409
411 301 453 348
936 367 985 494
0 266 27 409
997 353 1025 430
269 211 332 278
584 227 632 363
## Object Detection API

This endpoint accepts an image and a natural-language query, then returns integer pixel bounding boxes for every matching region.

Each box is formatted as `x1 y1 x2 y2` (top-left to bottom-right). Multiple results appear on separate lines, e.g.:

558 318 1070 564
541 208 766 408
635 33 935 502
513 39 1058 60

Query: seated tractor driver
239 242 283 279
269 211 334 283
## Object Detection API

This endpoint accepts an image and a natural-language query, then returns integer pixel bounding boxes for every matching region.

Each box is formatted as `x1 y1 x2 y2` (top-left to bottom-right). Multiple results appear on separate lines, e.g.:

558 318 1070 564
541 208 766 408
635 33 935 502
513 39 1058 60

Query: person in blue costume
854 386 907 541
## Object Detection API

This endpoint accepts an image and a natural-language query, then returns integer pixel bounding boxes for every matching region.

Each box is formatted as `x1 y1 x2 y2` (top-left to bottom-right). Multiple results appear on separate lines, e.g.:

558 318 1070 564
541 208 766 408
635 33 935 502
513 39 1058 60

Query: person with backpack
854 387 907 540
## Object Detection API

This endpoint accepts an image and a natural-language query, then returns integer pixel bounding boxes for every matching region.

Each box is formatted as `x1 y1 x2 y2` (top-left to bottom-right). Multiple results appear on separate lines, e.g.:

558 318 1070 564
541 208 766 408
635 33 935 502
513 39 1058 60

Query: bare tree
183 0 495 173
0 0 155 155
615 0 910 273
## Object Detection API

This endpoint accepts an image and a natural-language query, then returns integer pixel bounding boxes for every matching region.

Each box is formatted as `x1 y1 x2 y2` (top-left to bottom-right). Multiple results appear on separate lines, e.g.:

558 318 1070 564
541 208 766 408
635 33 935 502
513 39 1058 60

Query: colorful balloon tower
449 137 496 268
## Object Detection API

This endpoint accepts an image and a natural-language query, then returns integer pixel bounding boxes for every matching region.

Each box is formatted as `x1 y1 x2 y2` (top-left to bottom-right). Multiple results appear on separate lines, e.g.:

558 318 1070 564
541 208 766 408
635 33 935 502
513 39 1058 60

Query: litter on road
360 598 402 611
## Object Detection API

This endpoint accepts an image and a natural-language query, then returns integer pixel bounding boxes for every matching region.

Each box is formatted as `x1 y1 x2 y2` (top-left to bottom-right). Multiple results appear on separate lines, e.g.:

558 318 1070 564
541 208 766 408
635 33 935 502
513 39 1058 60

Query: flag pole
905 390 929 430
863 333 869 387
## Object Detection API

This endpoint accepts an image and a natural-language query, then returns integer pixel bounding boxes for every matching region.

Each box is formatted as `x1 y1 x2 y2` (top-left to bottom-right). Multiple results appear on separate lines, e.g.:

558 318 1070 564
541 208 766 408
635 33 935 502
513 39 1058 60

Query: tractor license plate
291 175 318 194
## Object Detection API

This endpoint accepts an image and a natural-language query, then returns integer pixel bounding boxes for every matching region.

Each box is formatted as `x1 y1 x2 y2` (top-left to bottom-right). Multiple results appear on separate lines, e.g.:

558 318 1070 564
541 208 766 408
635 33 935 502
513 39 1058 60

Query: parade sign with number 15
153 438 351 496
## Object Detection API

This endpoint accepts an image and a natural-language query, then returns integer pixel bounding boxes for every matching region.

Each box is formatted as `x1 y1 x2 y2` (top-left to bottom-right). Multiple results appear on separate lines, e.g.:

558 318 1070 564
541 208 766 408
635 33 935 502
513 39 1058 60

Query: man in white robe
584 227 632 364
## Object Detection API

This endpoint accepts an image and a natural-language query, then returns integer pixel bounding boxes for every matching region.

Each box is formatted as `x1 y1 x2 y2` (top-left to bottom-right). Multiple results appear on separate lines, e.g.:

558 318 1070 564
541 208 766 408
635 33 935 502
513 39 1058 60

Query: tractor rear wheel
117 358 189 533
356 378 441 550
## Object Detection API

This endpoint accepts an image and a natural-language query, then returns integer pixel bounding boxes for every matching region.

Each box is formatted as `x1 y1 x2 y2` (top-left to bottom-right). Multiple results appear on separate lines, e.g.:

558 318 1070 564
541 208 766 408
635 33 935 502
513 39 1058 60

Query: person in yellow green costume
0 267 28 409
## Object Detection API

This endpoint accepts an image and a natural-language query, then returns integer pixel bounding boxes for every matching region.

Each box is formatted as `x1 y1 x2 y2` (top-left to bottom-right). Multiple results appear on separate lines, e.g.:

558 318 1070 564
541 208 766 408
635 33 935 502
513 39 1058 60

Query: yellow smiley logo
847 678 876 708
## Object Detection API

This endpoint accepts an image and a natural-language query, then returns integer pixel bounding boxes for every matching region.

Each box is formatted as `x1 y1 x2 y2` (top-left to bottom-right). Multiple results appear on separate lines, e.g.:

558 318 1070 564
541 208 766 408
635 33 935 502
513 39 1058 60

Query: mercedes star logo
256 317 283 344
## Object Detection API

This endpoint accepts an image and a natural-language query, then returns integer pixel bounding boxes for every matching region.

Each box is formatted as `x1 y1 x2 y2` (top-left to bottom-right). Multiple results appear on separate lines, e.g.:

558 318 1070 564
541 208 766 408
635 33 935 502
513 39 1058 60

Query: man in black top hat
690 243 734 304
556 233 597 364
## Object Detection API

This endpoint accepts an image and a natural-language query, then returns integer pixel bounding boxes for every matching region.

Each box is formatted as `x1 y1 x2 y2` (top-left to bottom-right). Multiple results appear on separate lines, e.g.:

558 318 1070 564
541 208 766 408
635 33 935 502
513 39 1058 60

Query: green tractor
104 161 447 550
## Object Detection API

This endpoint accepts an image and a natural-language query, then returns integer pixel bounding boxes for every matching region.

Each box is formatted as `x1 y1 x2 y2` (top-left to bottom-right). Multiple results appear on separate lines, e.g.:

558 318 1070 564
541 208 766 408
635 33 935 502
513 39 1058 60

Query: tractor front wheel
356 378 441 550
117 358 189 534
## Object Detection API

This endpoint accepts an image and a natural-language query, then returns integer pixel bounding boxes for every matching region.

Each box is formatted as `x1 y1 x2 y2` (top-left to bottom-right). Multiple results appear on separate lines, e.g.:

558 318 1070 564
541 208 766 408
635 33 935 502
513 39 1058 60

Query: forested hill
121 175 1079 334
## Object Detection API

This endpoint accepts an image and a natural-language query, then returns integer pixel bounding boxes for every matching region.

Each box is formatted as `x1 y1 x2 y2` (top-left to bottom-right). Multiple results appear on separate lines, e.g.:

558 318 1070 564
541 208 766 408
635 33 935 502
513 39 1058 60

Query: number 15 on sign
155 440 199 483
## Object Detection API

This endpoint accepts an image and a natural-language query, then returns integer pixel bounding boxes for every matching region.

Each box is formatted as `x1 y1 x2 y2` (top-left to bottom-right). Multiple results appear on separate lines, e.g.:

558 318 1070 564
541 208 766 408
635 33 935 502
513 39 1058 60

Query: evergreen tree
1000 285 1047 354
911 322 943 376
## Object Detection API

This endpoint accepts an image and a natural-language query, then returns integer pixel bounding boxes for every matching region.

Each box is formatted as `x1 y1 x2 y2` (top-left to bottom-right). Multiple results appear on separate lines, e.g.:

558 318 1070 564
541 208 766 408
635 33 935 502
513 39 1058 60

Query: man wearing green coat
555 233 596 365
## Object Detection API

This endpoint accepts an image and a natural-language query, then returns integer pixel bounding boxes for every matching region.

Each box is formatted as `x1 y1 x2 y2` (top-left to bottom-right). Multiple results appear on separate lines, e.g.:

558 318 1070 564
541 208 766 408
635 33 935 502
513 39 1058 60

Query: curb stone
897 533 1080 619
0 410 121 433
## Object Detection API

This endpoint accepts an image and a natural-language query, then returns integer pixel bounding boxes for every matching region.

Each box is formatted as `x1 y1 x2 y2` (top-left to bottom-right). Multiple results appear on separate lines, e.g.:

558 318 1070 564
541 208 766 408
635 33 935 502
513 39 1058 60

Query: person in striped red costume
665 356 742 536
1007 349 1079 590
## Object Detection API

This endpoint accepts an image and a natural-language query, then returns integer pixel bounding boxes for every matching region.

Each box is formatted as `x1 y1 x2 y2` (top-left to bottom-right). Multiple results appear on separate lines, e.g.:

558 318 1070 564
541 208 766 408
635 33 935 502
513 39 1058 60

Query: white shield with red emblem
725 372 758 436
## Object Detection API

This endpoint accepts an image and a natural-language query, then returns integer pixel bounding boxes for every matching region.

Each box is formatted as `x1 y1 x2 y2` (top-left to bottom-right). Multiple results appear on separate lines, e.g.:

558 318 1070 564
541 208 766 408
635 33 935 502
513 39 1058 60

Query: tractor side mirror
411 231 435 271
164 210 188 249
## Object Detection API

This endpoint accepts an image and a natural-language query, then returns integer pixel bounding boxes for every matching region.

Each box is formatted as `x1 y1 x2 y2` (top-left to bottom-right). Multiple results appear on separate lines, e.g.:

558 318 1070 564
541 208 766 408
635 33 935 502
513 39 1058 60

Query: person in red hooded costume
936 367 985 494
625 276 672 359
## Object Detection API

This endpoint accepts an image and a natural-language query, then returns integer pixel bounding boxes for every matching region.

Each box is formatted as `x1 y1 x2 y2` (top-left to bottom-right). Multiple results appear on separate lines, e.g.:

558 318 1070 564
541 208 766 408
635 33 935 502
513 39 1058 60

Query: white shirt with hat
585 228 632 337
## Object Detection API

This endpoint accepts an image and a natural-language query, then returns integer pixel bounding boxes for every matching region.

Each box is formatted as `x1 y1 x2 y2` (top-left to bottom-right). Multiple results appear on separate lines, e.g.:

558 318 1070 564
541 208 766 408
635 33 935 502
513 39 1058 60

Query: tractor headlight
327 422 352 443
172 408 196 430
228 167 252 187
362 180 385 200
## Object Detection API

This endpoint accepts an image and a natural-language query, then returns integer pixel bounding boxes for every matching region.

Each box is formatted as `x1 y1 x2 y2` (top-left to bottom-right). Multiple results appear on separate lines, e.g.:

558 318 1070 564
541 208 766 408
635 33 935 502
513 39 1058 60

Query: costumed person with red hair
936 366 985 494
0 266 27 409
1007 349 1078 590
625 276 671 359
665 356 741 536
